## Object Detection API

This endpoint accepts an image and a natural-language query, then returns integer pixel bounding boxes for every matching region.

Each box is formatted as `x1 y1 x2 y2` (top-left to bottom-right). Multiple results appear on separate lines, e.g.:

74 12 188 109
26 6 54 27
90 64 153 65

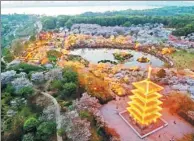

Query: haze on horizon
2 1 194 8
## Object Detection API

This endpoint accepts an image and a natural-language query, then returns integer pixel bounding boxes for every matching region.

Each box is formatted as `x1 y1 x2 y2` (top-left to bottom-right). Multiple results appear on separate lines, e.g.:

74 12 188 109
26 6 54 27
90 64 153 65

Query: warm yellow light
147 65 152 80
127 66 163 126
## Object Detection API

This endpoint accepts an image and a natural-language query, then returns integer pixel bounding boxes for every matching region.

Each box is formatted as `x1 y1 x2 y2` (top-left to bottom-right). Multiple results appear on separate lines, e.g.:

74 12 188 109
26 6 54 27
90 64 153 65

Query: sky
2 1 194 8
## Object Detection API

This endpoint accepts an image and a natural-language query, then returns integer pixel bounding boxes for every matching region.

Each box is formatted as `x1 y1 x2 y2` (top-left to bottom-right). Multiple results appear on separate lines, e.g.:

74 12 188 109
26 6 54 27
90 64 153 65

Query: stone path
41 92 63 141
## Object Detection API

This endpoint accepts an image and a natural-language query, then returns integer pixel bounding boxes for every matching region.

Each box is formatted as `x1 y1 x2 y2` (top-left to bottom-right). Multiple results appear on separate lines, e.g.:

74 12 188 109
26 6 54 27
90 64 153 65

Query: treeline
1 14 34 36
172 21 194 36
1 14 37 48
80 6 194 16
41 14 194 36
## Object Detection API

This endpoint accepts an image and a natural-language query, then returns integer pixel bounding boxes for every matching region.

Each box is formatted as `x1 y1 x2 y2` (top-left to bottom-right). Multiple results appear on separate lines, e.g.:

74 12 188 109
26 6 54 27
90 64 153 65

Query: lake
69 48 164 68
1 6 160 16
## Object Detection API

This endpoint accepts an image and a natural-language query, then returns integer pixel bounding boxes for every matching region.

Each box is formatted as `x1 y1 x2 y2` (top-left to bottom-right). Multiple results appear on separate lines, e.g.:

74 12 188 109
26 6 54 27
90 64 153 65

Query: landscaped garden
1 12 194 140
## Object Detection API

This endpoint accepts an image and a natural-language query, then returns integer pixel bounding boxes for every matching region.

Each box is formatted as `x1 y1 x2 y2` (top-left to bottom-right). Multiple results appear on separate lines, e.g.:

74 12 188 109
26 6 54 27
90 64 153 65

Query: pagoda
127 66 164 126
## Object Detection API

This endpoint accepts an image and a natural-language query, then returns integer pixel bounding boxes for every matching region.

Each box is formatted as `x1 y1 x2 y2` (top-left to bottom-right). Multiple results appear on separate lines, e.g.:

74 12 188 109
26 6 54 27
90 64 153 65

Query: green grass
169 50 194 69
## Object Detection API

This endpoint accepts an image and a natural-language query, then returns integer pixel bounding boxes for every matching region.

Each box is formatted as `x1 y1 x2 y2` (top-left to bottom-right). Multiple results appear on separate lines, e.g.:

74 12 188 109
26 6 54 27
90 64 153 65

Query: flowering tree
31 72 45 83
61 110 91 141
44 68 63 81
73 93 105 127
39 104 56 121
1 70 16 85
11 77 33 93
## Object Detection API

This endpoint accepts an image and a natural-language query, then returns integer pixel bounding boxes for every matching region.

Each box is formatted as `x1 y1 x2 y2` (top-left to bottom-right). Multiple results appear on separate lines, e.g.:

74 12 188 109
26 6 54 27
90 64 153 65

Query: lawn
169 50 194 70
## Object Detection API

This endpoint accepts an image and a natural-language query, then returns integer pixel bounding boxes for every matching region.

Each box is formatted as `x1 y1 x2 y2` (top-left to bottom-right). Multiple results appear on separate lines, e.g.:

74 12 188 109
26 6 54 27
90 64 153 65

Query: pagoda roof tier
144 113 161 123
131 90 162 102
127 108 161 125
127 108 142 123
129 96 163 107
132 79 163 94
128 103 144 116
146 107 162 114
128 101 162 114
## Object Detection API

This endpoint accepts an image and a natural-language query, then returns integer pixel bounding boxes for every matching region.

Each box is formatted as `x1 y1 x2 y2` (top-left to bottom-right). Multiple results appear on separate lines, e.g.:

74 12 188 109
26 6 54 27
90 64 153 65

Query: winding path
41 92 62 141
1 56 6 64
36 20 42 33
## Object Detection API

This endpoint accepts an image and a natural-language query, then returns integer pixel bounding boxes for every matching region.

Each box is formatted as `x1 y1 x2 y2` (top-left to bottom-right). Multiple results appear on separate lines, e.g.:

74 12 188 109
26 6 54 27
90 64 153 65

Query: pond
69 48 164 68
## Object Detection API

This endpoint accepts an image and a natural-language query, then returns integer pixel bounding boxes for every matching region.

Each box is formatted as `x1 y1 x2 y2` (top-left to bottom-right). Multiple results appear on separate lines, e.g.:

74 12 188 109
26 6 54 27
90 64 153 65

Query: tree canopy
40 6 194 36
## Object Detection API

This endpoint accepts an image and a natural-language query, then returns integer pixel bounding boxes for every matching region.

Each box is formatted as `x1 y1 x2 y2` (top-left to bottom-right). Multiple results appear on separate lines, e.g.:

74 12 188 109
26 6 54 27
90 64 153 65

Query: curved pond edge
68 45 174 67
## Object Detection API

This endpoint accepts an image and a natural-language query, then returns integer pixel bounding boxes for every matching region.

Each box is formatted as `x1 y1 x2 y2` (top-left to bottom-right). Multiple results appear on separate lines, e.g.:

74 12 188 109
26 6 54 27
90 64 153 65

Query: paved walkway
100 96 194 141
1 56 6 64
41 92 63 141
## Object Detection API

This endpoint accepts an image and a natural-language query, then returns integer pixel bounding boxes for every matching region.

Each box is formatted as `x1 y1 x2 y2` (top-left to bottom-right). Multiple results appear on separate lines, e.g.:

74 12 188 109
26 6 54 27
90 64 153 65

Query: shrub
22 133 34 141
36 121 56 141
16 86 34 98
5 107 35 140
156 69 166 78
57 128 65 136
61 101 72 107
50 80 63 90
2 47 14 63
23 117 38 132
4 54 14 63
1 92 13 104
63 82 77 97
48 56 57 64
63 67 78 83
4 84 15 94
8 63 45 74
47 50 62 58
19 106 35 118
67 55 81 61
98 60 118 65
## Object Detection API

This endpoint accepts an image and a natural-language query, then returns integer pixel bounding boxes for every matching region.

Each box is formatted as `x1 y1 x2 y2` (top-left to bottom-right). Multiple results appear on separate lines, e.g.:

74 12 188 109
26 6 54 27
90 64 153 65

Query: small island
98 60 118 65
137 56 150 63
113 51 133 62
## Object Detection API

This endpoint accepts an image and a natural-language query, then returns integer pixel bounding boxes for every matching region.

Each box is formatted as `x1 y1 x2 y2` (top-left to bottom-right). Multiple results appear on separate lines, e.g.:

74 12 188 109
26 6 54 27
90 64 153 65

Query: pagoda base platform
119 110 168 139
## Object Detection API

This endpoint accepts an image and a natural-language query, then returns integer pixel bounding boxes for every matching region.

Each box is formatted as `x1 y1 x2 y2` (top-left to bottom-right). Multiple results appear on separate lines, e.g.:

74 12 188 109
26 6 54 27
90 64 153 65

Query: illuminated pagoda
127 66 164 126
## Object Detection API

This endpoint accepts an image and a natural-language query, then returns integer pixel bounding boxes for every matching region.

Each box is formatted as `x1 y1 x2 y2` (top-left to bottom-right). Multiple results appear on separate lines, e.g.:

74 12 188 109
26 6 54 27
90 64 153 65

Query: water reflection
70 48 164 68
